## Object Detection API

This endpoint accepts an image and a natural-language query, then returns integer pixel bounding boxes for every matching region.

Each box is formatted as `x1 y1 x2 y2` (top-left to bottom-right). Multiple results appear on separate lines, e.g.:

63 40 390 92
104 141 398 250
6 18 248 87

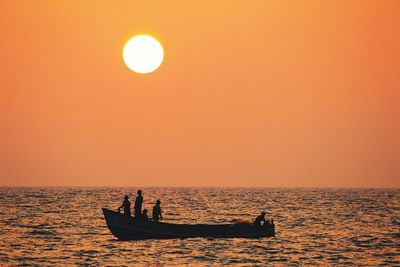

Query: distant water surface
0 187 399 266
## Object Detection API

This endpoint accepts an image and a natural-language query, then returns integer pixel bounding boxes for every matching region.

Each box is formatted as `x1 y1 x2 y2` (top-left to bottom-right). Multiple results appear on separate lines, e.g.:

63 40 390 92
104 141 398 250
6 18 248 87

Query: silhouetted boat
102 208 275 240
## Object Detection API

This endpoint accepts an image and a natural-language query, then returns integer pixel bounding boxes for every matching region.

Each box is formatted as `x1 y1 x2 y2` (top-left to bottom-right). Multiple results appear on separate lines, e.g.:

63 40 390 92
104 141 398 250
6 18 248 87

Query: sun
123 35 164 74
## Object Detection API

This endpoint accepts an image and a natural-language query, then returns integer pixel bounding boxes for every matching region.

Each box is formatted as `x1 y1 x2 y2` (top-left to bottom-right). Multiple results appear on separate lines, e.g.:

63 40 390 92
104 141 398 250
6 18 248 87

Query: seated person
142 209 149 220
254 211 267 226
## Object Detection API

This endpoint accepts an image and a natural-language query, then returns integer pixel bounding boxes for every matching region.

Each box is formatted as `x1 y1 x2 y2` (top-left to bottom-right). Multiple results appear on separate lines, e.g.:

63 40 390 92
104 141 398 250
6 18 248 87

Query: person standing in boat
134 190 143 218
118 195 131 216
152 199 163 222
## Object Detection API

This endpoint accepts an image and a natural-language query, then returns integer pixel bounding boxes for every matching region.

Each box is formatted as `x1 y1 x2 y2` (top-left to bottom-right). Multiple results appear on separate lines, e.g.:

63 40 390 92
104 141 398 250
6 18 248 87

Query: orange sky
1 1 399 187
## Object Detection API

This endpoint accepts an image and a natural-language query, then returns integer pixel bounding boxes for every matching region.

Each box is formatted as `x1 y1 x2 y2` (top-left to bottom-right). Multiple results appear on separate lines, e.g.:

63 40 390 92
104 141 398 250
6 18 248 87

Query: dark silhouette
152 199 163 222
118 195 131 216
142 209 149 220
254 212 267 226
102 207 275 240
134 190 143 218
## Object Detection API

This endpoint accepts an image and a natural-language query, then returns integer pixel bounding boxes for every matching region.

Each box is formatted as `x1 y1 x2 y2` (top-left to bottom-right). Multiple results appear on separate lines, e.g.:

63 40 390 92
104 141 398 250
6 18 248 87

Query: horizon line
0 185 398 189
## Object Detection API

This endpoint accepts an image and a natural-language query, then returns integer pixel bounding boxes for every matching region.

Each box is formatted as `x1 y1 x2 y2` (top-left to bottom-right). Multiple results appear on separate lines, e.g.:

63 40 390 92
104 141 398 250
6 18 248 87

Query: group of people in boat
118 190 272 227
118 190 162 222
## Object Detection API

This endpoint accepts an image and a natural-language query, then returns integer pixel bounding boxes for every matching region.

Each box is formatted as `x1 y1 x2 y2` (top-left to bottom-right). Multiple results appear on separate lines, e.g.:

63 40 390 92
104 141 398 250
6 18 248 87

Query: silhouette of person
134 190 143 218
152 199 163 222
142 209 149 220
118 195 131 216
254 211 267 226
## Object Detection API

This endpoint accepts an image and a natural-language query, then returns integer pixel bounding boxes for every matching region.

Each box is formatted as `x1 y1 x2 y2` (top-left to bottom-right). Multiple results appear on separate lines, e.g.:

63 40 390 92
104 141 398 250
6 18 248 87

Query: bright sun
123 35 164 74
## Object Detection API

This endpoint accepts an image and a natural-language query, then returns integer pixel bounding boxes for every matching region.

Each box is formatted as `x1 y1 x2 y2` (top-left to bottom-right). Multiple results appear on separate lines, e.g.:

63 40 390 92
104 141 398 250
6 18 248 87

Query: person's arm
160 208 163 220
118 202 124 212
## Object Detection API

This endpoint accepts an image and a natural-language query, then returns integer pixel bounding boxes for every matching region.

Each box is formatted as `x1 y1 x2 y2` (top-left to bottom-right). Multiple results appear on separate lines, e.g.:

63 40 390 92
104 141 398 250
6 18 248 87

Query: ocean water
0 187 399 266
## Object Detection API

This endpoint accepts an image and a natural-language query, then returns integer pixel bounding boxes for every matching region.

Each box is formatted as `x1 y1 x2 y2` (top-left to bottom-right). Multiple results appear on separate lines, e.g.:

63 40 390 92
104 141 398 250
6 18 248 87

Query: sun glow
122 35 164 74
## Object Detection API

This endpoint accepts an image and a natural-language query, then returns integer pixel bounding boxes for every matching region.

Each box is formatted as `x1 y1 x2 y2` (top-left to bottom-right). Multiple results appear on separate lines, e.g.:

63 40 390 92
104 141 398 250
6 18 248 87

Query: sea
0 187 399 266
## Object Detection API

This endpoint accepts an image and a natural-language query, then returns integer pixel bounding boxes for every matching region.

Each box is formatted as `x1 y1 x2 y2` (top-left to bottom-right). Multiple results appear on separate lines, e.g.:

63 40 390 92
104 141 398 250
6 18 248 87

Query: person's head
156 199 161 205
261 211 266 217
143 209 148 214
137 190 142 195
124 195 129 200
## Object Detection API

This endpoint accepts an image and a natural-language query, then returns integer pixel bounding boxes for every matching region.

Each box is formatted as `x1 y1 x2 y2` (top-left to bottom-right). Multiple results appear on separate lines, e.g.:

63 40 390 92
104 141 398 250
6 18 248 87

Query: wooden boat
102 208 275 240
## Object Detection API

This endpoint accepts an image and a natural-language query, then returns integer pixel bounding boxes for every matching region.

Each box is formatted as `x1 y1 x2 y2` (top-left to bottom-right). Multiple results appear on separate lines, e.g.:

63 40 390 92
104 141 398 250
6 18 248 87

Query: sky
1 1 399 187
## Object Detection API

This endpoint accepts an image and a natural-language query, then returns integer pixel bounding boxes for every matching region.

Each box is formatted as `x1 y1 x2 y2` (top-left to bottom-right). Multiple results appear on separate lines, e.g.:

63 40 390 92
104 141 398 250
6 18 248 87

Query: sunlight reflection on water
0 187 399 266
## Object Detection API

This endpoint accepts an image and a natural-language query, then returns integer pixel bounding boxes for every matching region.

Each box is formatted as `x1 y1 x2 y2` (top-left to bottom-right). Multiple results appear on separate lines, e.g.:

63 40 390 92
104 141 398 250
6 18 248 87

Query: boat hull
102 208 275 240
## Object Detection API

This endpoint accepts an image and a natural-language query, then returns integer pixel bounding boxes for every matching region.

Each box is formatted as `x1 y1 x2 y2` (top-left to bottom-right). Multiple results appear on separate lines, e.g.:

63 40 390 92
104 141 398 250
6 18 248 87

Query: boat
102 208 275 240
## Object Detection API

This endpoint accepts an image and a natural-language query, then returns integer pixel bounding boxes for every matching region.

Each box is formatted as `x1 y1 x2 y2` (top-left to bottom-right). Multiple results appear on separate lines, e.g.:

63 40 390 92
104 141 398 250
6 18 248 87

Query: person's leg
134 210 140 218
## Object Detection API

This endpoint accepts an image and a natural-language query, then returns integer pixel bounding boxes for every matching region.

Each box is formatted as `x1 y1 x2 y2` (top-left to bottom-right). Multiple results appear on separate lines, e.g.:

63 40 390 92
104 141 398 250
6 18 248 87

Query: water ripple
0 187 399 266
